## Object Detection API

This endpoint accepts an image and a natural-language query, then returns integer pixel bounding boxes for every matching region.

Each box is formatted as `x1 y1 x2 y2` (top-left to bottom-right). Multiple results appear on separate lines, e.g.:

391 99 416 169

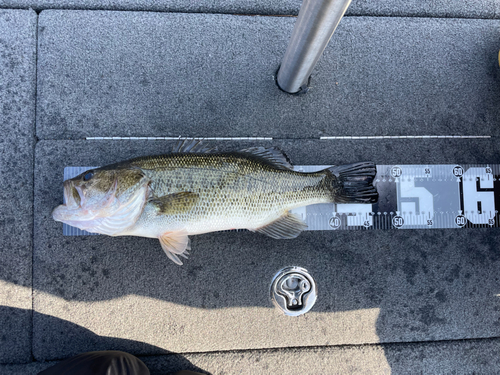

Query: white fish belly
128 195 329 238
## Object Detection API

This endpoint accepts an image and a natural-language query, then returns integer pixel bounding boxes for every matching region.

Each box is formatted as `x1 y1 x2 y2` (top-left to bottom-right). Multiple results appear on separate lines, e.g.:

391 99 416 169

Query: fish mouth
52 181 84 222
64 181 80 206
52 178 120 225
52 178 148 236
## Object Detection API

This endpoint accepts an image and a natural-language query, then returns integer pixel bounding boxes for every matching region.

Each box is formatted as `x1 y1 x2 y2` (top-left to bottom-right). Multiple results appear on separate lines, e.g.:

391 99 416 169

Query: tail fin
327 162 378 204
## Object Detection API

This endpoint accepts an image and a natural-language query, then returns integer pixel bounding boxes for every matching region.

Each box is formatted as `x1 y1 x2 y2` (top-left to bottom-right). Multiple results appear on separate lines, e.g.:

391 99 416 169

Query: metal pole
277 0 352 94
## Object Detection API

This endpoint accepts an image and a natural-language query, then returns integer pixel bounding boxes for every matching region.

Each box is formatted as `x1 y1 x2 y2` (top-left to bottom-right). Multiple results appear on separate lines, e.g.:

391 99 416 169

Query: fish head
52 167 149 235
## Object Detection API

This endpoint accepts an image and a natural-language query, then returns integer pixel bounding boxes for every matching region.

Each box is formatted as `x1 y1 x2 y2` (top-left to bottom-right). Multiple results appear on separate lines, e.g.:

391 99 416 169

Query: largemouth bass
53 140 378 265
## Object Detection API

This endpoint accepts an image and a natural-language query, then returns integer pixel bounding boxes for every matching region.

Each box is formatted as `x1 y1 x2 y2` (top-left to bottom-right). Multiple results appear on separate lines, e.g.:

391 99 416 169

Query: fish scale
128 153 335 236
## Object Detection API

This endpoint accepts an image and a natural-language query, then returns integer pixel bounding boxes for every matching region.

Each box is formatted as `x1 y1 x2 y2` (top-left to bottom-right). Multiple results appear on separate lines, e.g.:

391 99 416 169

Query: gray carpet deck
0 9 37 364
1 0 500 19
37 12 500 139
3 338 500 374
1 4 499 374
33 140 500 361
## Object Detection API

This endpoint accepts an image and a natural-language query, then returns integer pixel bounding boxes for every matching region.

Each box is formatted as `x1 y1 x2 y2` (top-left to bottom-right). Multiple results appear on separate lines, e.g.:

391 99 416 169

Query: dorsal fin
172 138 216 154
237 147 293 170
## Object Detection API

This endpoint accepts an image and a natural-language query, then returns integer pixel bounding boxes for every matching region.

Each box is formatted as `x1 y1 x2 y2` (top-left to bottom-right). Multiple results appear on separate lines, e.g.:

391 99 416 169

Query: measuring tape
62 164 500 235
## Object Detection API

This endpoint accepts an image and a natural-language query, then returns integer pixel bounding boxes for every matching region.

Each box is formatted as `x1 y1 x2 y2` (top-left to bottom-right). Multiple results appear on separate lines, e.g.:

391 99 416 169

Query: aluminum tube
277 0 352 94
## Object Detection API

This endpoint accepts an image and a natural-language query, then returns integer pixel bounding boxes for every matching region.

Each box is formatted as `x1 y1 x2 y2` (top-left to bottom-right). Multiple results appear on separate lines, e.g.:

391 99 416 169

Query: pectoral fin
256 212 308 239
150 192 199 215
159 231 191 265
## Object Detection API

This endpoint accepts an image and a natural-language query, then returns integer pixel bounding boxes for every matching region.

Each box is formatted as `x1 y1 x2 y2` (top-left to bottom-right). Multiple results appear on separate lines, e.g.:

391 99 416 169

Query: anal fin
256 212 308 239
159 231 191 265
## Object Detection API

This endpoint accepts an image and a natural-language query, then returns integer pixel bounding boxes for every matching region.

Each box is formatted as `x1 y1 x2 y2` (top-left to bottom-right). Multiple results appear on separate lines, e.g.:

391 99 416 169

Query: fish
52 140 378 265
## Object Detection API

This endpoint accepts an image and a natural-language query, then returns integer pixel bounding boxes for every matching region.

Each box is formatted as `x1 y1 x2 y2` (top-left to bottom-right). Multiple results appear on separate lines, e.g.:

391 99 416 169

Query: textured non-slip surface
1 0 500 19
2 338 500 374
1 5 500 373
33 139 500 361
0 9 37 364
37 12 500 139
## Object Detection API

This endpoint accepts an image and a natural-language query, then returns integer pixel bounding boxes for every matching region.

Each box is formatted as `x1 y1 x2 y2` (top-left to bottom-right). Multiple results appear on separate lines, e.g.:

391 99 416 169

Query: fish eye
83 171 94 182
